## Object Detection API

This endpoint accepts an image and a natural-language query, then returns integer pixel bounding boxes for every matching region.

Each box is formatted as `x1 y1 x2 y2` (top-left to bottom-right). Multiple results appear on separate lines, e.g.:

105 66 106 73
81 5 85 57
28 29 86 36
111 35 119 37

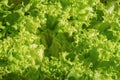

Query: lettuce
0 0 120 80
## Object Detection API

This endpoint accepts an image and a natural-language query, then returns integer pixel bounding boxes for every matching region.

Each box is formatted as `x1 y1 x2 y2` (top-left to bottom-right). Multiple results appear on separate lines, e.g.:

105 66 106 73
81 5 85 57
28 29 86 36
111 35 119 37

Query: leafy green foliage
0 0 120 80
